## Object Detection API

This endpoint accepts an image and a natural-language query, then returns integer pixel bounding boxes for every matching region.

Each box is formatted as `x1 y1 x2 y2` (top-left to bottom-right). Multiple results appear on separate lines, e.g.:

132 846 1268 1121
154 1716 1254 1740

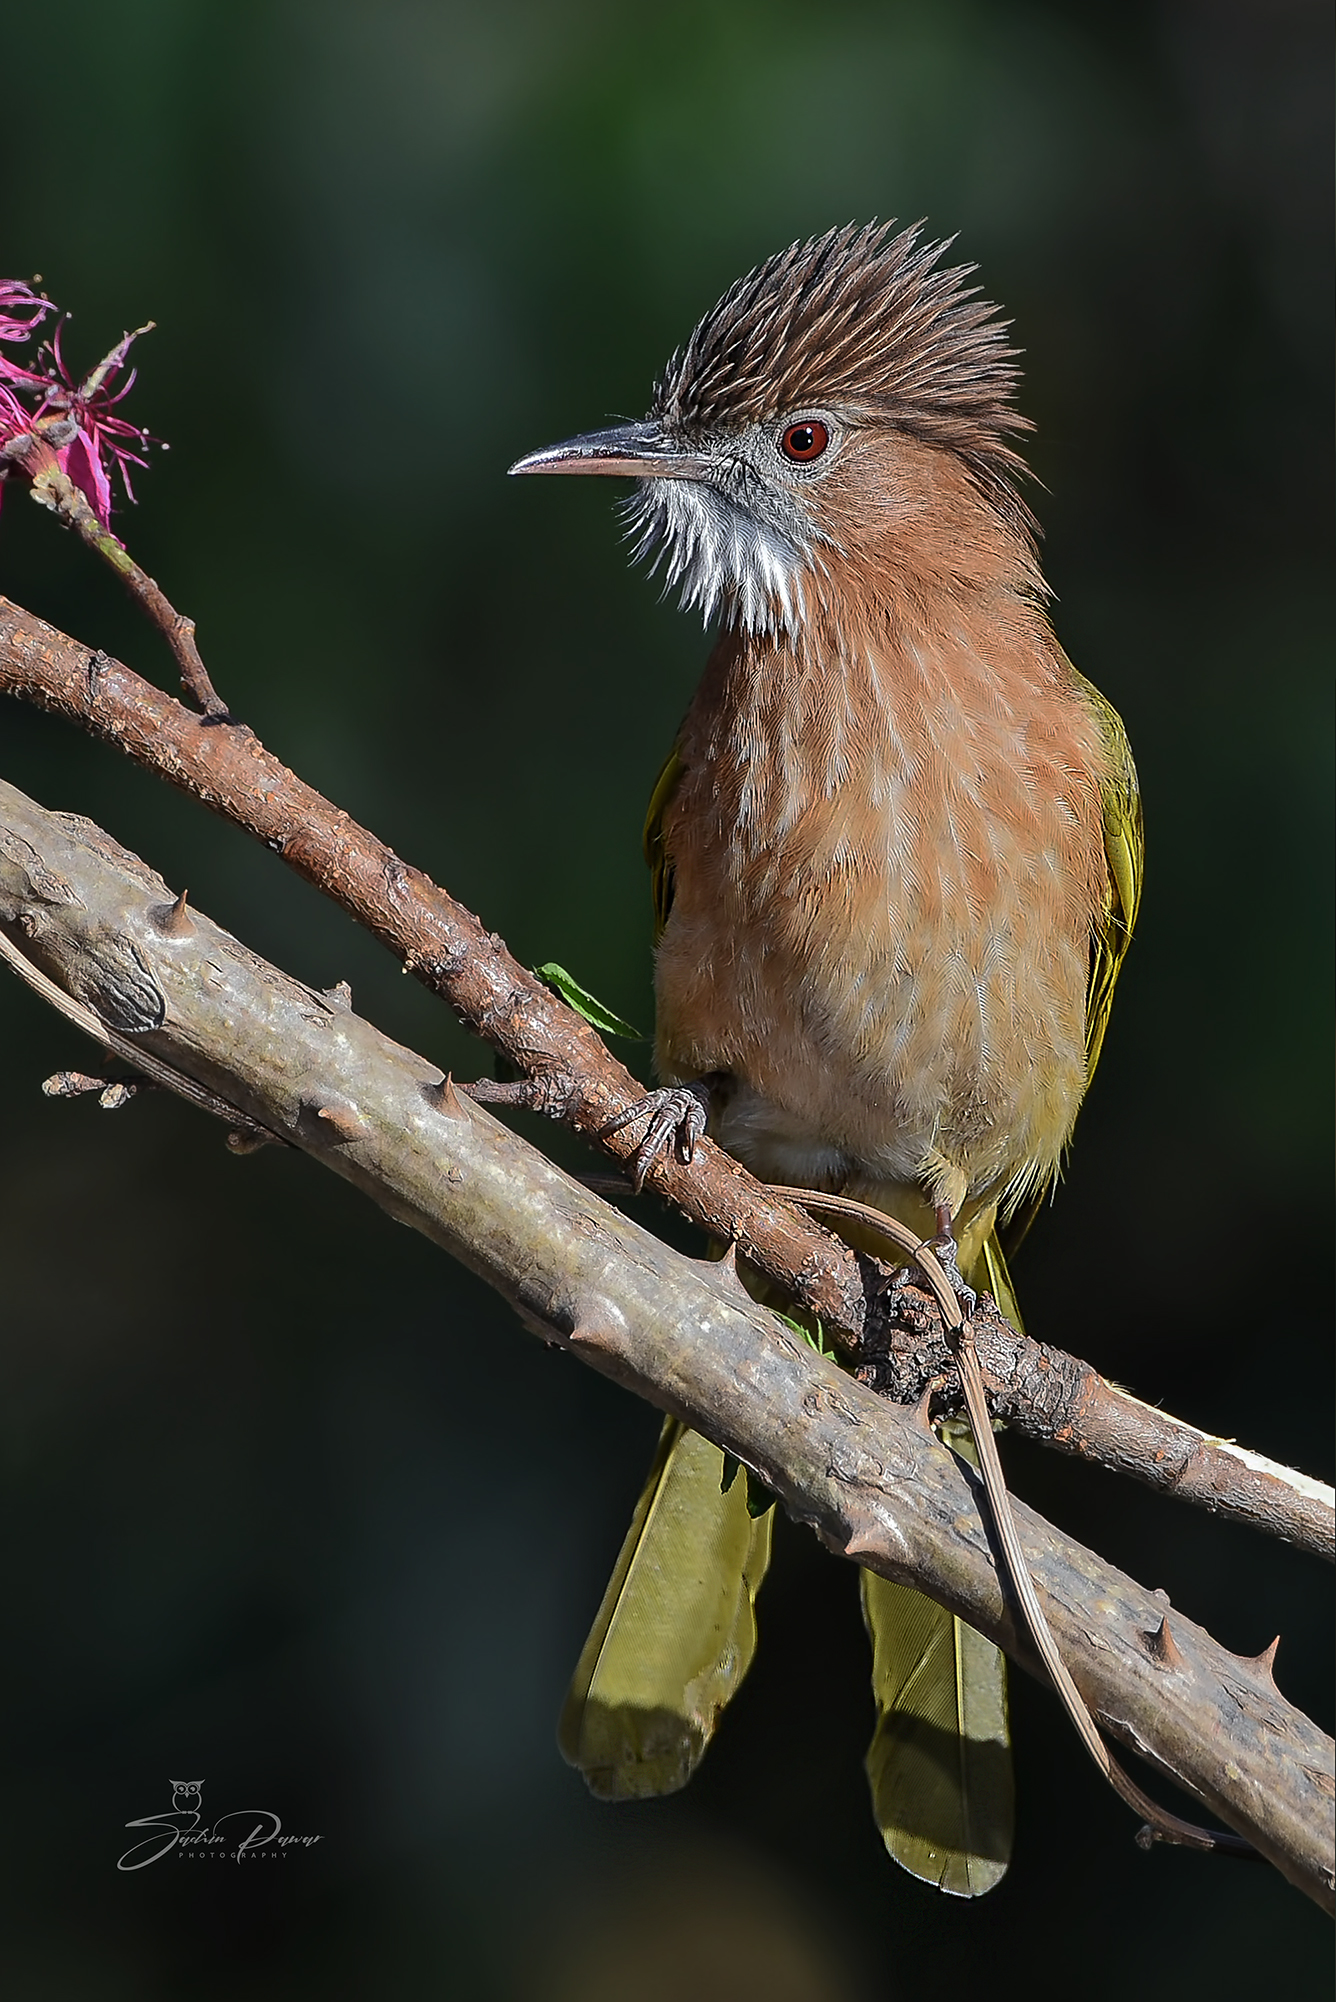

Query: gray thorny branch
0 775 1331 1908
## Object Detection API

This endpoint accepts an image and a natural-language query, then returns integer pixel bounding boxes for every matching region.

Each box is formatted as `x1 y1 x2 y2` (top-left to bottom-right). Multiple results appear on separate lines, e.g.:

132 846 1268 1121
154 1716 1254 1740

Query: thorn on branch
1240 1636 1281 1681
1143 1615 1187 1672
226 1128 271 1155
426 1073 471 1120
313 1101 369 1143
700 1240 749 1296
907 1381 939 1433
148 888 193 938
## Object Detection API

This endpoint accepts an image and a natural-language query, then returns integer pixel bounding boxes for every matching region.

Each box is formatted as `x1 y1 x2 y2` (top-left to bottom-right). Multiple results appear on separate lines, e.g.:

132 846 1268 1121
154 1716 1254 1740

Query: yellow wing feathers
1070 661 1144 1091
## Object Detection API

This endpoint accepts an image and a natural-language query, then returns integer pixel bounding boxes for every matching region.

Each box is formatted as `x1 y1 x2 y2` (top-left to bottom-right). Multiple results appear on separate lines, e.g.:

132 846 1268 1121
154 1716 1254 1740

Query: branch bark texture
1 598 1329 1562
858 1283 1336 1558
0 775 1331 1909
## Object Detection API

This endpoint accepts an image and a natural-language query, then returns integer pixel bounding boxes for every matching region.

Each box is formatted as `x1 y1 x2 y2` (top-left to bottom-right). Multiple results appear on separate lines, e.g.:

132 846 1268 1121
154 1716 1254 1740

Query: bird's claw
602 1081 711 1192
924 1229 977 1317
882 1224 977 1323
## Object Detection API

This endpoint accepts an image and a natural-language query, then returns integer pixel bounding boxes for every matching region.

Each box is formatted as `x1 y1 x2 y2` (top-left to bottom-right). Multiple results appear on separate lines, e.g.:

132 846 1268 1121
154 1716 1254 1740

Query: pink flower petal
59 430 114 529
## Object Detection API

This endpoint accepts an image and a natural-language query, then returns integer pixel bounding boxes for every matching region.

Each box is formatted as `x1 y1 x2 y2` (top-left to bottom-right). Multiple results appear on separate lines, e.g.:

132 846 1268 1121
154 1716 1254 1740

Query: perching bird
510 222 1141 1895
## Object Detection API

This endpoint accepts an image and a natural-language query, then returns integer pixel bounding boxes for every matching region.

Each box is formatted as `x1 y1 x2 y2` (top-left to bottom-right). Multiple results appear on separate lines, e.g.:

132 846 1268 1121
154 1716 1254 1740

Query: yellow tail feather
559 1419 773 1799
562 1230 1018 1893
860 1227 1017 1893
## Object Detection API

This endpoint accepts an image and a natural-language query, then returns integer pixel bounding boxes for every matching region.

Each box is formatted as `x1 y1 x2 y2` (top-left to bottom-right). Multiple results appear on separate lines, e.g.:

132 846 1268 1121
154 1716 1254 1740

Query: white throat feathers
621 472 813 641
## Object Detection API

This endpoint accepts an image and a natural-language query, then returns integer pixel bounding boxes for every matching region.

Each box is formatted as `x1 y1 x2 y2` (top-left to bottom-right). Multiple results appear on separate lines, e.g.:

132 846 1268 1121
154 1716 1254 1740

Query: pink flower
0 281 53 398
0 283 158 529
0 279 51 350
38 318 157 525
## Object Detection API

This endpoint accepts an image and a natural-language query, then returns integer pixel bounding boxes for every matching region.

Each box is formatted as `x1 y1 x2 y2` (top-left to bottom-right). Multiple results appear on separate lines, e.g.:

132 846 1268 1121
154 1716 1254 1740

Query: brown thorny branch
0 597 1333 1902
0 598 1328 1551
0 780 1332 1905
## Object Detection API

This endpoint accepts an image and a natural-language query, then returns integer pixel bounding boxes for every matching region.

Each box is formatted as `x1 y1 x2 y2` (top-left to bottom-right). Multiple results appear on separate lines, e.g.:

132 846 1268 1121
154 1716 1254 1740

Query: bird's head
511 222 1036 642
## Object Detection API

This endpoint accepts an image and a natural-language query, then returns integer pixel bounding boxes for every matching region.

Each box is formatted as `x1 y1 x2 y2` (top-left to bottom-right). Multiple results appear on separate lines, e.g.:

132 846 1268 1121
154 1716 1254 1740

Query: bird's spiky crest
652 221 1033 521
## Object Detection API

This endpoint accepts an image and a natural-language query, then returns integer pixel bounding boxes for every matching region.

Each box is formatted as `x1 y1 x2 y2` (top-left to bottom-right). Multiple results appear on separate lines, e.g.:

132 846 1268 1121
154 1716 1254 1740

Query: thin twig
770 1185 1257 1859
0 921 272 1143
1 421 229 718
950 1317 1254 1859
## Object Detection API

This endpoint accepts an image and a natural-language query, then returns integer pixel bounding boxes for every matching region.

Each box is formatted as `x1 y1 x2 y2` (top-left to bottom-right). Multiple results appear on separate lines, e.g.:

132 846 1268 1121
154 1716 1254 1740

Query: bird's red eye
780 420 830 462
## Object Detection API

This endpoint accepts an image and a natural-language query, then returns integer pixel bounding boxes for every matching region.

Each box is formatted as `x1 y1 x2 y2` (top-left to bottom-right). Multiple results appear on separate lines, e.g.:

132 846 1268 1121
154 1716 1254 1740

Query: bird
509 221 1142 1896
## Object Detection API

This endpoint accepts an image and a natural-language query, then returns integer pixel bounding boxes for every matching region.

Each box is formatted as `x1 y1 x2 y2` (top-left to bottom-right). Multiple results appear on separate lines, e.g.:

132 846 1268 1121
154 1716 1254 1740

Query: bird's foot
926 1206 977 1317
600 1077 715 1192
879 1213 976 1326
926 1235 978 1316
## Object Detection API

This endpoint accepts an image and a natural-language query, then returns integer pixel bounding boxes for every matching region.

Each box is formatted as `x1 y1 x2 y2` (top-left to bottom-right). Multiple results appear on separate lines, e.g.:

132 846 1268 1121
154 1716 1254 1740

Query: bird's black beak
508 419 709 480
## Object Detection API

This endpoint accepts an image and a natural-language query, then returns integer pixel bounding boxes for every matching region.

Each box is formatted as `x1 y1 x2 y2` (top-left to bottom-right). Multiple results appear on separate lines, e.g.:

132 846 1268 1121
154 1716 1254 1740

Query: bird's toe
602 1081 712 1191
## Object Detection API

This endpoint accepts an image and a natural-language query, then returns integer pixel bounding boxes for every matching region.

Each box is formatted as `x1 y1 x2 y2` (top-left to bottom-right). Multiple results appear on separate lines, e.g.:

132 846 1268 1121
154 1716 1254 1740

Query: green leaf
534 963 642 1040
773 1308 833 1357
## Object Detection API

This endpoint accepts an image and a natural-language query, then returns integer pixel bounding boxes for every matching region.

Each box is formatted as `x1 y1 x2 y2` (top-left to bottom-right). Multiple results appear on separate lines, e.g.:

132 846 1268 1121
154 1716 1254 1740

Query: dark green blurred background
0 1 1330 1994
